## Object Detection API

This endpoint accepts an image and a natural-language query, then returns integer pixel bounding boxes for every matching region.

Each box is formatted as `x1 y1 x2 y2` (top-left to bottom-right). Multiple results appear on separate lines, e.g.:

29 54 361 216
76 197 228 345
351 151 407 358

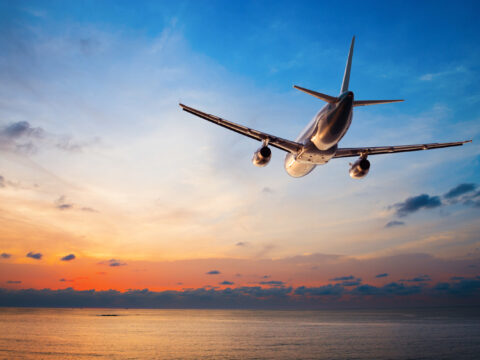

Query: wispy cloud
109 260 127 267
54 196 97 212
330 275 355 281
399 274 431 282
385 220 405 228
55 196 74 210
98 259 127 267
259 280 285 286
419 66 468 81
295 284 344 296
0 121 95 154
329 275 361 287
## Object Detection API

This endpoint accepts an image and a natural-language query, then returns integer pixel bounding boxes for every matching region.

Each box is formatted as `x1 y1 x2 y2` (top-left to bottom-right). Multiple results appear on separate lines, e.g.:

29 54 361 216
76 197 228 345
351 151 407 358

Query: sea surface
0 307 479 359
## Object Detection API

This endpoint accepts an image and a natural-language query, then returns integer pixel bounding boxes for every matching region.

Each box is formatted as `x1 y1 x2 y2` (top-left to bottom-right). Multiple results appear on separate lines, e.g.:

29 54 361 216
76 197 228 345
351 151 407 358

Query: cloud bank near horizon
1 275 479 309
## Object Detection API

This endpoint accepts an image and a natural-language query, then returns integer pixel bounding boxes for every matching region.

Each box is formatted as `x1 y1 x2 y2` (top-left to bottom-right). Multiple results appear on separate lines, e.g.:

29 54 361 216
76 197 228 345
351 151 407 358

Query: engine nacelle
252 146 272 167
349 157 370 179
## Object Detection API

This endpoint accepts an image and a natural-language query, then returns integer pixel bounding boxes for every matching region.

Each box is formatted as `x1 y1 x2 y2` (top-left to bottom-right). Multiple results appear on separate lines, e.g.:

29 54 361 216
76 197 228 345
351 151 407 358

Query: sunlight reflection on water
0 308 479 359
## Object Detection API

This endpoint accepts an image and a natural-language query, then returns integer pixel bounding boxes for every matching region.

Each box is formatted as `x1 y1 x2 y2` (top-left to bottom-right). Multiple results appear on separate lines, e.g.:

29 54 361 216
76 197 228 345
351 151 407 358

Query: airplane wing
179 104 303 153
334 140 472 158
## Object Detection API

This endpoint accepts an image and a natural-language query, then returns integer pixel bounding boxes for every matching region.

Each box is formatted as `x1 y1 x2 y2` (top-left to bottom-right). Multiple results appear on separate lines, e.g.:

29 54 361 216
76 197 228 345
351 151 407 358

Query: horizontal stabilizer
353 99 404 107
293 85 338 103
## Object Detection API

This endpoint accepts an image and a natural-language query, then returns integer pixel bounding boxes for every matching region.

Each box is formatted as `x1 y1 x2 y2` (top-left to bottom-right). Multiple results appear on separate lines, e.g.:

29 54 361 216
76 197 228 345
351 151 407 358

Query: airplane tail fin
341 36 355 93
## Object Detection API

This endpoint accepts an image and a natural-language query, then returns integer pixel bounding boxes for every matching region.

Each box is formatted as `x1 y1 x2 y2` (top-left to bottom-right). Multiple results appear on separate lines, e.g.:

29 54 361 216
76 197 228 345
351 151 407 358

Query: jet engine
349 157 370 179
252 146 272 167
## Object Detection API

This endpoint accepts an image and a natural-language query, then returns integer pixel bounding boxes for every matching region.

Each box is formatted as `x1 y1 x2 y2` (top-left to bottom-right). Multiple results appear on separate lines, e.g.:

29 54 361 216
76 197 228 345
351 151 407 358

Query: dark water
0 307 479 359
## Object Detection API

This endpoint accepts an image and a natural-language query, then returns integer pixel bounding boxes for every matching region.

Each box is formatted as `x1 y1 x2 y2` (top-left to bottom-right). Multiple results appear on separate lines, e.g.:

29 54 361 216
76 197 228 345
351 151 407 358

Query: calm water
0 307 479 359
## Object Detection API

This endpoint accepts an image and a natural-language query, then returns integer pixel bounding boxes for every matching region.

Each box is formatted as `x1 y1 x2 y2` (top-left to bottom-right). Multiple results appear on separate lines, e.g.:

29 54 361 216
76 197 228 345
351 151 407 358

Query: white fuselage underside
284 92 354 177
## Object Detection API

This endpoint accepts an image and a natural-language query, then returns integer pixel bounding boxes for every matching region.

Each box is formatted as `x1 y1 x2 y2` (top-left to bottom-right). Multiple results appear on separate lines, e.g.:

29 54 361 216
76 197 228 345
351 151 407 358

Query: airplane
179 36 471 178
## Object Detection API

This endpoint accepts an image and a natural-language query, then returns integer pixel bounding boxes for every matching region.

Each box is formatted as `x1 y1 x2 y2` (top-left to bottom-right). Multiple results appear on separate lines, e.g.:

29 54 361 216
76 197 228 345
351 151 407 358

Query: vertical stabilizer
340 36 355 93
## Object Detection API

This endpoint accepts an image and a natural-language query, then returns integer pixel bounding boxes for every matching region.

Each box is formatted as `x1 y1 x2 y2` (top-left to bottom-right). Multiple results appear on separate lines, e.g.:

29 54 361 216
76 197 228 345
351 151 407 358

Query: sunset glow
1 0 479 307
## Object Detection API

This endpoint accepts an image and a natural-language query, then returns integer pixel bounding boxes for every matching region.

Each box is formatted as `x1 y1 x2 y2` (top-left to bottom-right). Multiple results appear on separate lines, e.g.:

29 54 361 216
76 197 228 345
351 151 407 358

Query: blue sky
0 0 480 306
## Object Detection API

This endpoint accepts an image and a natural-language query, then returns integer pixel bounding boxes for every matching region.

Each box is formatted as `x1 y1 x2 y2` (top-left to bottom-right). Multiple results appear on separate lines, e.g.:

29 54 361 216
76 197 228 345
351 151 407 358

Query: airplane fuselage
284 91 354 177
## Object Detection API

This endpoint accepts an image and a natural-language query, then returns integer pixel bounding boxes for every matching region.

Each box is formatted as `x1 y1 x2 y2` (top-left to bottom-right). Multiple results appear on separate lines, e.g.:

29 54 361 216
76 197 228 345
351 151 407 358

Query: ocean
0 307 479 359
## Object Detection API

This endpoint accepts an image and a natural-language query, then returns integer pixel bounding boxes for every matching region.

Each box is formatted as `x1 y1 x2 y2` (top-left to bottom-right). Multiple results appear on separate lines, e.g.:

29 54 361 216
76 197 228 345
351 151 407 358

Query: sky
1 0 480 308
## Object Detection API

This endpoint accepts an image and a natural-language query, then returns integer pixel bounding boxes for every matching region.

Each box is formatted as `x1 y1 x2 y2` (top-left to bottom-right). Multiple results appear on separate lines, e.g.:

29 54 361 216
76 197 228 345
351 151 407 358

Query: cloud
59 278 74 282
259 281 285 286
328 275 362 286
444 183 477 199
341 279 362 287
399 274 431 282
220 281 234 285
26 252 42 260
235 242 247 247
330 275 355 281
6 281 22 284
109 260 127 267
0 121 96 154
0 121 44 153
255 244 276 259
262 187 274 194
0 175 5 188
388 184 479 222
1 253 11 259
433 278 480 296
375 273 389 278
55 196 74 210
53 196 97 212
2 276 480 308
206 270 220 275
462 190 480 208
60 254 76 261
385 220 405 228
393 194 442 217
419 66 468 82
98 259 127 267
294 284 344 296
1 121 44 140
352 282 423 296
